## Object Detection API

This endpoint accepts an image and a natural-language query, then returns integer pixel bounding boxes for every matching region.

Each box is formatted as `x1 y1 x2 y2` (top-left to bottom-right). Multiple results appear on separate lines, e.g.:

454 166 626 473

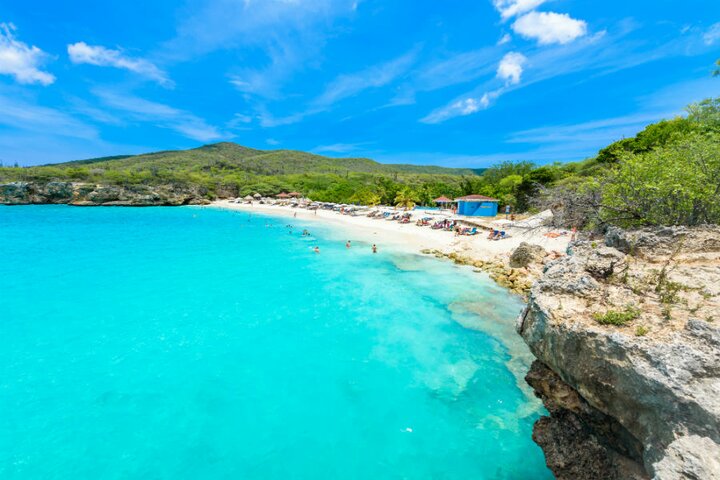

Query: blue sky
0 0 719 167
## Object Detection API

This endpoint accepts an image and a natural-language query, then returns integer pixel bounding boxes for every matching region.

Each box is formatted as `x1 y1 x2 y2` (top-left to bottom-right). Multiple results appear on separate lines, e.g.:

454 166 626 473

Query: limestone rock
0 181 211 206
517 226 720 479
509 242 546 268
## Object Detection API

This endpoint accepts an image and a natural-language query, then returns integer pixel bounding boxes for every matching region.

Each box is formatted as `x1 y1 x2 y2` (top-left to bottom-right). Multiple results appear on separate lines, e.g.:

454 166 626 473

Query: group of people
313 241 377 254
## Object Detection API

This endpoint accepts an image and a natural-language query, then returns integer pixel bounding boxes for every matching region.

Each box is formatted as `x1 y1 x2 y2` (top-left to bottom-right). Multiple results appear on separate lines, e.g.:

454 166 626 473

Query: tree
349 188 381 206
394 187 418 210
713 59 720 77
600 132 720 227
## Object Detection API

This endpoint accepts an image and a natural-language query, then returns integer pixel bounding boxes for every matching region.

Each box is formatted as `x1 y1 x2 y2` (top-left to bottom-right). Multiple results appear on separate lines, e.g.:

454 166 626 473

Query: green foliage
593 306 641 326
2 97 720 231
596 118 697 164
600 132 720 227
635 325 650 336
394 187 418 209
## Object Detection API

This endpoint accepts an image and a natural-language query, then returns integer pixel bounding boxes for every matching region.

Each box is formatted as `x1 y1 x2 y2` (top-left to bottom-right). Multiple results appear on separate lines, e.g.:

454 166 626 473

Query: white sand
210 200 572 263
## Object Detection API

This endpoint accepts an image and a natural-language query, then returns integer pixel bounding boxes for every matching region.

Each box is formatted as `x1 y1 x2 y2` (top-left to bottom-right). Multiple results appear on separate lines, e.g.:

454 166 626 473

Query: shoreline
209 200 572 288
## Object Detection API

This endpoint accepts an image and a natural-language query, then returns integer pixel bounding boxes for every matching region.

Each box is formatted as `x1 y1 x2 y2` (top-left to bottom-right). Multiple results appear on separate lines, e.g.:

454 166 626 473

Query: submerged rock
517 226 720 479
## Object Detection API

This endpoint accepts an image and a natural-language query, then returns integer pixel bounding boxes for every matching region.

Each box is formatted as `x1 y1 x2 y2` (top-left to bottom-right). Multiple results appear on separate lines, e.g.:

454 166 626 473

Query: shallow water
0 206 551 479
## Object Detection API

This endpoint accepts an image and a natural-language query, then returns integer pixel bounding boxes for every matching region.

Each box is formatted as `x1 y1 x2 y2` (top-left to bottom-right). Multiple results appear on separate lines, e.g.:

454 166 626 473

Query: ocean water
0 205 551 479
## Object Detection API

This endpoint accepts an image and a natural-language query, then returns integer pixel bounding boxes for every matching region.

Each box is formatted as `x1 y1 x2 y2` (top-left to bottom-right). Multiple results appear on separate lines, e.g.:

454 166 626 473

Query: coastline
209 199 572 265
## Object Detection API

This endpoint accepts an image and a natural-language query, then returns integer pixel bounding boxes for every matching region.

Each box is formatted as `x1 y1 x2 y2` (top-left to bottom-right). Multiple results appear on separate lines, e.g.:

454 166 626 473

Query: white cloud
704 23 720 45
314 49 418 107
497 52 527 85
493 0 547 20
266 138 280 146
497 33 512 45
512 11 587 45
314 142 369 154
93 89 223 142
169 0 357 98
420 90 502 124
0 23 55 85
0 92 97 139
68 42 171 86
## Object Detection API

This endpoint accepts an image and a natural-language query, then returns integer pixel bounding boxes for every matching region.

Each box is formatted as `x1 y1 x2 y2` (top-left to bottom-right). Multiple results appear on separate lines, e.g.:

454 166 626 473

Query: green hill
0 142 483 204
53 142 478 176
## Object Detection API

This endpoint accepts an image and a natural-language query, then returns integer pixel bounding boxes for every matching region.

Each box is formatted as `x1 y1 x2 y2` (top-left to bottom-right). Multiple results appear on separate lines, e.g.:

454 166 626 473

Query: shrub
593 306 641 326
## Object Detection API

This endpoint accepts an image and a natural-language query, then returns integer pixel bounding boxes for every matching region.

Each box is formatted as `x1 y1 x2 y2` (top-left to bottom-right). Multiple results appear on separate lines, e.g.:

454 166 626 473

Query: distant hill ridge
58 142 483 176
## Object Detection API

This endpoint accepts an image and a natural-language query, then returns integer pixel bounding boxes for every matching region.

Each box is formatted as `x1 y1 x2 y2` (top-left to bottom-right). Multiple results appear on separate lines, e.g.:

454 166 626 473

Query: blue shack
455 195 499 217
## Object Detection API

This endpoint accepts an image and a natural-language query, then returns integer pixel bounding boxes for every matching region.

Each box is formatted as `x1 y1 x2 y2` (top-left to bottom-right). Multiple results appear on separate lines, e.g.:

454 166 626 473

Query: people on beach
372 244 377 254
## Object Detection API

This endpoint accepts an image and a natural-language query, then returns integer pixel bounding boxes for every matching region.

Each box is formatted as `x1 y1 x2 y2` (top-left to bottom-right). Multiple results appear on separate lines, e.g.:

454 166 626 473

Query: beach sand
210 200 572 264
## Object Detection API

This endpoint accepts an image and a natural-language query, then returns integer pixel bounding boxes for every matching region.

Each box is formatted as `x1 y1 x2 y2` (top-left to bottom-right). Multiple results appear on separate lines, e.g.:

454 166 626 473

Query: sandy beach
210 199 572 264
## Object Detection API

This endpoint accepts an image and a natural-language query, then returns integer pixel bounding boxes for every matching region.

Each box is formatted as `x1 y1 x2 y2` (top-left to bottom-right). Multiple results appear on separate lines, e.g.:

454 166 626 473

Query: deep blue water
0 205 550 479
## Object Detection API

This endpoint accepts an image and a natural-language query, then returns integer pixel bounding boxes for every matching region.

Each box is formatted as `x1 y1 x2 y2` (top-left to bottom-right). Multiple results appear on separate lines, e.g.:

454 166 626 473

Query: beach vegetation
2 98 719 227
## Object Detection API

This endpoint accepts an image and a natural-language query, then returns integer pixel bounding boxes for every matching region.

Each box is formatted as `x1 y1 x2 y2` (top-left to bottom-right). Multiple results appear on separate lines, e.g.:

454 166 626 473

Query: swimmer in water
314 246 320 254
346 240 351 248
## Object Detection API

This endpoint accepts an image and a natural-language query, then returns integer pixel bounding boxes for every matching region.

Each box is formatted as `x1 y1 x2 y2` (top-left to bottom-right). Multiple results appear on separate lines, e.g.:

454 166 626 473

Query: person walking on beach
372 244 377 254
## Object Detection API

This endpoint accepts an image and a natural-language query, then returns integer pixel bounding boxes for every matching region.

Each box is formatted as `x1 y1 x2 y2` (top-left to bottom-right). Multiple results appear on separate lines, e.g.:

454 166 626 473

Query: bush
600 132 720 227
593 306 641 326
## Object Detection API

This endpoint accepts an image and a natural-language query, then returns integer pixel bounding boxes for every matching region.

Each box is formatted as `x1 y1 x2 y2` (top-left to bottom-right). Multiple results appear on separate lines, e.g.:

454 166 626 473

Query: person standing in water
314 246 320 254
372 244 377 254
346 240 351 248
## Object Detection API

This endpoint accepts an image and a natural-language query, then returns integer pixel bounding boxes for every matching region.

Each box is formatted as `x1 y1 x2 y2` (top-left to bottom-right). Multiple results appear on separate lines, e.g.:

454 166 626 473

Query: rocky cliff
0 182 212 206
517 227 720 479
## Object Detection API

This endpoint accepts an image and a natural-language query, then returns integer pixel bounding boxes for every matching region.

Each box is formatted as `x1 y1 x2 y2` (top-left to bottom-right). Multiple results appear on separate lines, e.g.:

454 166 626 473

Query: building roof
455 194 499 202
433 196 455 203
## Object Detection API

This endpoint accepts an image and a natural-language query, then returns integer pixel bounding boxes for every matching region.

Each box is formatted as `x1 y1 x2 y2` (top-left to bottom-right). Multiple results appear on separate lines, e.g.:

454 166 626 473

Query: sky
0 0 719 167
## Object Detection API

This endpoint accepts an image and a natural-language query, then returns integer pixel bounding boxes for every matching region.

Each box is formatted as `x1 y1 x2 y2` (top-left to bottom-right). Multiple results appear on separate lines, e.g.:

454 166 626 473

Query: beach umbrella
288 191 301 197
433 196 455 204
276 193 291 199
253 193 262 199
244 195 254 200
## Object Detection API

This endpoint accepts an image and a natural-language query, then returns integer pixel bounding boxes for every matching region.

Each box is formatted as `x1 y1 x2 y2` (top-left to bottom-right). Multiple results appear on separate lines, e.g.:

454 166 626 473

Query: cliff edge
517 226 720 479
0 181 212 206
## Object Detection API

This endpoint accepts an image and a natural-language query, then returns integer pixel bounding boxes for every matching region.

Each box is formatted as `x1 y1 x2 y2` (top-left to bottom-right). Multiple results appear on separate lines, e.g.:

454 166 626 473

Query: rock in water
516 226 720 479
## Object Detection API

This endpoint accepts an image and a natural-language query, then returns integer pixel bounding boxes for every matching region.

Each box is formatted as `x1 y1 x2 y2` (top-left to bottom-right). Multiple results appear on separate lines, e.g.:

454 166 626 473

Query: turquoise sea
0 206 551 479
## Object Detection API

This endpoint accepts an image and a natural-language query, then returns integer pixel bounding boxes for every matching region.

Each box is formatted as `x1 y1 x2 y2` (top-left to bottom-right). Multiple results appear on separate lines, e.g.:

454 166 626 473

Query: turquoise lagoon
0 206 551 479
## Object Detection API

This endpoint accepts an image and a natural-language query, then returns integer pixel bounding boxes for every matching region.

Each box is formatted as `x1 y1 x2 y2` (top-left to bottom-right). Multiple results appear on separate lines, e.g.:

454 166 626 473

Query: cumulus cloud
497 52 527 85
704 23 720 45
68 42 171 86
492 0 547 20
512 11 587 45
0 23 55 85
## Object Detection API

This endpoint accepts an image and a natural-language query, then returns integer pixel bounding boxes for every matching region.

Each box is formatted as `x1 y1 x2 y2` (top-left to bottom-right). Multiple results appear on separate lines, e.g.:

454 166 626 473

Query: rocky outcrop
0 181 212 206
510 242 547 268
517 227 720 479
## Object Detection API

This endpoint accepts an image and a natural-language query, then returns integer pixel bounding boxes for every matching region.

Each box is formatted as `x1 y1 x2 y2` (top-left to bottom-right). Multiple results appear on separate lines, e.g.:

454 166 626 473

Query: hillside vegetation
1 98 718 226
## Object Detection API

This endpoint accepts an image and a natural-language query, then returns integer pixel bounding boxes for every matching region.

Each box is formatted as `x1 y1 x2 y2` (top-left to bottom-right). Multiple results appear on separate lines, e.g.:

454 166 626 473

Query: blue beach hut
455 195 499 217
